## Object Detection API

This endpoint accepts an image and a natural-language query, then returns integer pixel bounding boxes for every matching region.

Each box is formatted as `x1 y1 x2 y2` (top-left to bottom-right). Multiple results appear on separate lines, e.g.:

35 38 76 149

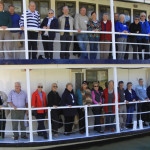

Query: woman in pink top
92 82 104 133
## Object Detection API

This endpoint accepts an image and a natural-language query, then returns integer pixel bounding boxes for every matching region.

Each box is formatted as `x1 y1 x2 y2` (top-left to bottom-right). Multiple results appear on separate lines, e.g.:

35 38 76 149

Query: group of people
0 78 149 140
1 1 150 60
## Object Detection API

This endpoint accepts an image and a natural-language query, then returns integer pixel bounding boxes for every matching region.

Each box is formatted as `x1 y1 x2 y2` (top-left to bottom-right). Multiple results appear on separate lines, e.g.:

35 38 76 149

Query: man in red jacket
100 13 112 59
32 83 48 139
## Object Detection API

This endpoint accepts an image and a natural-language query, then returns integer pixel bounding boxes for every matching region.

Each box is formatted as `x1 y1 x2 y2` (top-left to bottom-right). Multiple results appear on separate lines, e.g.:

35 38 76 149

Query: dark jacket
40 17 59 39
47 91 61 107
61 89 77 116
125 89 137 102
147 86 150 99
100 20 112 41
129 22 141 40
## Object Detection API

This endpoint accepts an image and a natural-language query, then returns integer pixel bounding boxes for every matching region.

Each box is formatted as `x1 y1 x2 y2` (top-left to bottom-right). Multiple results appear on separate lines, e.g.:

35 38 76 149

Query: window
99 5 110 21
133 9 146 20
86 70 108 89
79 2 96 17
30 0 50 20
117 7 131 25
3 0 22 15
56 2 76 18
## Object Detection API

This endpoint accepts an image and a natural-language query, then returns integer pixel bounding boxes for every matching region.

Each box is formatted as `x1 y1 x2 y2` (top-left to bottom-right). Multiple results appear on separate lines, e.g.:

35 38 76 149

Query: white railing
0 100 150 142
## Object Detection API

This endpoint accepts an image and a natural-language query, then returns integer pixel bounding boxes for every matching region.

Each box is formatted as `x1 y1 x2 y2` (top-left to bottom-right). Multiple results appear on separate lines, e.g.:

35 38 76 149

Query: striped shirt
19 9 40 29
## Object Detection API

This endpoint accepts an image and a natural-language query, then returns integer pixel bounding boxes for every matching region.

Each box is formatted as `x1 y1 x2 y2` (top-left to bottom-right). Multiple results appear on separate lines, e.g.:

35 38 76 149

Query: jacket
103 88 119 113
0 11 12 28
58 15 74 36
47 90 61 107
61 89 77 116
129 22 141 40
115 21 129 38
137 20 150 40
40 17 59 39
31 90 47 114
147 86 150 99
100 20 112 41
125 89 137 102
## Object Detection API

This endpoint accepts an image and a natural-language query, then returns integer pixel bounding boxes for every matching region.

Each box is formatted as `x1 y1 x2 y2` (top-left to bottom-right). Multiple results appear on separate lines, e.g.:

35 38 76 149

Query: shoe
54 134 58 138
80 131 85 134
14 137 19 140
64 133 70 136
21 136 28 139
43 135 48 139
124 127 128 130
104 128 109 131
120 128 123 131
98 130 104 133
111 129 115 132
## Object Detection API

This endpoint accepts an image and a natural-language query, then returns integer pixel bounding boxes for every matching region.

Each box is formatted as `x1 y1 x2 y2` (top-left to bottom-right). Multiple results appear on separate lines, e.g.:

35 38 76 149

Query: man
7 82 28 140
135 78 150 126
9 5 22 59
75 7 89 59
20 1 40 59
59 6 74 59
137 12 150 60
0 2 12 59
114 13 119 25
118 81 127 131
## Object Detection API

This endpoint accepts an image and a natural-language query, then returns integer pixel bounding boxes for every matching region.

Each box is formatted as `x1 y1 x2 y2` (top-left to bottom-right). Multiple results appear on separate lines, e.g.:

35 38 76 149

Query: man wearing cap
129 16 141 59
76 81 92 134
118 81 127 131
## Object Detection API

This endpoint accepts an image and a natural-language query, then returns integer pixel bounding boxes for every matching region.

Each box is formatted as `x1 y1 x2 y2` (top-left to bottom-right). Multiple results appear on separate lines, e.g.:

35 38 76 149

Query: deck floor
1 126 150 144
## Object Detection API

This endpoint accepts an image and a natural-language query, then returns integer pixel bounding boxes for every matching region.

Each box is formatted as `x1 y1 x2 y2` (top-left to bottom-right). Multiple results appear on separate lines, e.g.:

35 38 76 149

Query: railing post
26 68 33 142
85 105 89 137
48 107 52 141
113 67 120 133
23 0 29 59
110 0 116 59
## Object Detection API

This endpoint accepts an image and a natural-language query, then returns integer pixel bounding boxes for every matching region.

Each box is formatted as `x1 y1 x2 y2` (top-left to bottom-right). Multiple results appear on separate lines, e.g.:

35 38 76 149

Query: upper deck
0 0 150 66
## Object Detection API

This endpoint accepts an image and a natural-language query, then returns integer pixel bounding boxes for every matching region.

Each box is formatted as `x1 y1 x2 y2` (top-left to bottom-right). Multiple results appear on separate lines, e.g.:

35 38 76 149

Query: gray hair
29 1 36 6
37 83 43 87
48 9 54 13
66 83 73 88
119 14 125 20
51 83 57 90
103 13 108 17
15 82 21 86
63 6 69 10
140 12 146 17
108 80 114 85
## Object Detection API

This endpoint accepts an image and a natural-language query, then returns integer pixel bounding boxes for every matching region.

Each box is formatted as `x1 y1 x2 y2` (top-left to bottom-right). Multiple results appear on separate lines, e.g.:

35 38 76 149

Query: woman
76 81 92 134
91 82 103 133
47 83 61 137
40 9 59 59
61 83 77 135
103 80 119 132
129 16 141 59
115 14 129 60
31 83 48 139
125 82 137 128
87 11 101 59
100 13 112 59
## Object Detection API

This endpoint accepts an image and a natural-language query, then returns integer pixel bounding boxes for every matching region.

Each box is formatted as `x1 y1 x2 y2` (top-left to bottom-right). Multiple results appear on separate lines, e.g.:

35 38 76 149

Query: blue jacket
137 20 150 40
115 21 129 38
40 17 59 39
125 89 137 102
76 89 84 105
135 85 148 100
10 13 22 34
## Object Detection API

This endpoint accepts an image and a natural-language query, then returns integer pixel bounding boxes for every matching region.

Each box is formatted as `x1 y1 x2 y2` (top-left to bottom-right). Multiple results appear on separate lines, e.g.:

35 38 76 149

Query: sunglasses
49 13 54 14
141 16 145 17
53 86 58 88
38 86 43 88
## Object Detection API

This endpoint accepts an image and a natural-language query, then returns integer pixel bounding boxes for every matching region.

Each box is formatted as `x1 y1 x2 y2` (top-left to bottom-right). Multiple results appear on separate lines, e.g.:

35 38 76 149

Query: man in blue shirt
9 5 22 59
135 78 150 126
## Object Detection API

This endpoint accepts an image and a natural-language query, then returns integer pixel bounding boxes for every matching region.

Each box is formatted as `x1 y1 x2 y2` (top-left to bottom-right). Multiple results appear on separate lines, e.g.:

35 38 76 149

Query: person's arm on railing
135 86 144 101
19 12 24 30
7 91 17 110
74 14 81 33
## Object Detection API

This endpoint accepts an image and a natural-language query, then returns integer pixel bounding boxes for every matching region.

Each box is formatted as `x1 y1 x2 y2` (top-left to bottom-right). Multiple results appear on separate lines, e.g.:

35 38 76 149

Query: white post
113 67 120 133
26 69 33 142
48 107 52 141
23 0 29 59
110 0 116 59
85 105 89 137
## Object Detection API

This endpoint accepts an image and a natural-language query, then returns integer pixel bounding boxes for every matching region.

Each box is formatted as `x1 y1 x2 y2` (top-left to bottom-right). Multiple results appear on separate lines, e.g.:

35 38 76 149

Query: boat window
86 70 108 89
117 7 131 26
79 2 96 17
75 73 84 91
99 5 110 21
56 1 76 18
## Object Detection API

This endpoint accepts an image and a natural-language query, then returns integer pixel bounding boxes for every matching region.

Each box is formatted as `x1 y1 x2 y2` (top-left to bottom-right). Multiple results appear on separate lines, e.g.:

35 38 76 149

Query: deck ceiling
115 0 150 4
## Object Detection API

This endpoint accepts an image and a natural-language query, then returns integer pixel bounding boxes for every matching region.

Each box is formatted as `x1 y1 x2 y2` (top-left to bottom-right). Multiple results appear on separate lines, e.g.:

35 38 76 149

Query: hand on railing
53 105 58 108
68 105 72 107
20 26 24 30
0 26 7 30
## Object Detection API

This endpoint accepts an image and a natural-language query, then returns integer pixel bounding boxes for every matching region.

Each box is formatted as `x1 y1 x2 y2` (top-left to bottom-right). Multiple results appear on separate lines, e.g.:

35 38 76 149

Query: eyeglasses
135 19 139 20
53 86 58 88
94 86 99 87
49 13 53 14
38 86 43 88
141 16 145 17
